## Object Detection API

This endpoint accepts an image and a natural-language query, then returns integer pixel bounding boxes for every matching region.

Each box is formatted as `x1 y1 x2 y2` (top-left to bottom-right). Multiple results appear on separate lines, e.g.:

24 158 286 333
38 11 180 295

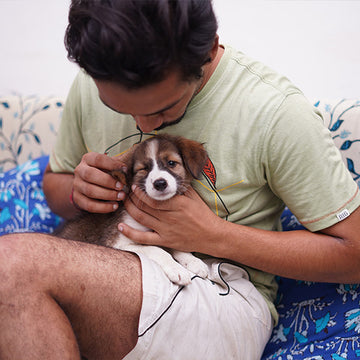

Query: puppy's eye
134 164 149 173
167 160 177 168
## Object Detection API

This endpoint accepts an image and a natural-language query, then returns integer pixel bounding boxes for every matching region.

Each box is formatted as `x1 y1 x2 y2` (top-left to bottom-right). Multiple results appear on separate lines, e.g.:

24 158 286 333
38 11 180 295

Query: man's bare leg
0 233 142 360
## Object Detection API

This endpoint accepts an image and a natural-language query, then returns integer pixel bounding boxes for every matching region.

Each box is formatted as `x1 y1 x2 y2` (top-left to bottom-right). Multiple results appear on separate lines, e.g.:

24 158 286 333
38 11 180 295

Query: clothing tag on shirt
336 209 350 221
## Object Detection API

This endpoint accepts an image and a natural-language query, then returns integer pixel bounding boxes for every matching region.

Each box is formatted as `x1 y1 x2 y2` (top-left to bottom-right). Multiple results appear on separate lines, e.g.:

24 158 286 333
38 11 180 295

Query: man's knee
0 233 24 269
0 233 54 294
0 234 33 288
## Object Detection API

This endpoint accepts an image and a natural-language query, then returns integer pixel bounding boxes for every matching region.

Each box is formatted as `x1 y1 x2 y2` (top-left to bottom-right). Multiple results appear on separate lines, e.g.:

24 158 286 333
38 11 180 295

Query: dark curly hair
65 0 218 89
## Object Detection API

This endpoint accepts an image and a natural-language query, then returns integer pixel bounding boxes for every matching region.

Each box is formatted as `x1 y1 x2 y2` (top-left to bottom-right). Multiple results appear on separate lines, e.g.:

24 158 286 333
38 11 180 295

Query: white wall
0 0 76 97
0 0 359 99
213 0 360 99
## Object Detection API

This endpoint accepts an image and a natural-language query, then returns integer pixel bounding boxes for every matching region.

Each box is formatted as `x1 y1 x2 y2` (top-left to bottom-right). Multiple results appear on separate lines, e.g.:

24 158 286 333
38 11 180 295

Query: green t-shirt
50 45 360 324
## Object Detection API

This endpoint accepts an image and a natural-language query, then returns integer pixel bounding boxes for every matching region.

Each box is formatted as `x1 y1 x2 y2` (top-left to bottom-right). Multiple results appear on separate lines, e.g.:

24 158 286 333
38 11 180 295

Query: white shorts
124 253 273 360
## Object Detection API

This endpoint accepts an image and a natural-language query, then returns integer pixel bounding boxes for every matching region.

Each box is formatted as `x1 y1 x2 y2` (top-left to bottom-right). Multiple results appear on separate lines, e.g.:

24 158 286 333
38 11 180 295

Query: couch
1 94 360 359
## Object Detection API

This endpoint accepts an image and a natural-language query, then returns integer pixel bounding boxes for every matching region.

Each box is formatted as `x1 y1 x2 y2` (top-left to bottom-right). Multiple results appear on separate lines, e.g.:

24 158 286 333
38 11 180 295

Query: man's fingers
77 154 127 191
70 152 129 213
124 192 162 228
83 152 126 171
130 185 178 211
71 185 123 213
118 222 160 245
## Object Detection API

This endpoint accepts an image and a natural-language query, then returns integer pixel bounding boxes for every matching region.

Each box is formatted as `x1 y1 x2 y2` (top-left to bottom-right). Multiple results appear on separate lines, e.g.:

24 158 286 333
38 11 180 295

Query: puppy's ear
116 143 139 168
110 143 139 191
175 137 208 179
111 169 129 193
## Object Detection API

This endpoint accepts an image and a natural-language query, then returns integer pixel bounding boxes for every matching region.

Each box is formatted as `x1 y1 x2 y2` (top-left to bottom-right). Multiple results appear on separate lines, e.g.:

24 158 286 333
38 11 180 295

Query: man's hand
72 152 128 213
119 185 225 254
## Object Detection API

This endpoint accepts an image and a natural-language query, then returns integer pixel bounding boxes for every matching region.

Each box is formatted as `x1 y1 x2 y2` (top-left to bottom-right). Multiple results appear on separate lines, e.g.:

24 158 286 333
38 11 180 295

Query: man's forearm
208 209 360 283
43 164 78 219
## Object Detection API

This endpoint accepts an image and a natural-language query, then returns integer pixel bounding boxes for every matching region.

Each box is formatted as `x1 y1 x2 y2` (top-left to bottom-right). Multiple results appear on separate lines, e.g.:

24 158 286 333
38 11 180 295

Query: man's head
65 0 218 89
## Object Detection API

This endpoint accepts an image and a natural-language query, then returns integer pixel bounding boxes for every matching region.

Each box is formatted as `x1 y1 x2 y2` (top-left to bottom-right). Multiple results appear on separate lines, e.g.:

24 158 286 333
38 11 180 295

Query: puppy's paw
183 258 209 279
171 251 209 279
128 245 194 286
165 266 193 286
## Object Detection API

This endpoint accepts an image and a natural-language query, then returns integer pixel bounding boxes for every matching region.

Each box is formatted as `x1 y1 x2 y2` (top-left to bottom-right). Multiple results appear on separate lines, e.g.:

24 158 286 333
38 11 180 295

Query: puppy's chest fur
54 135 209 285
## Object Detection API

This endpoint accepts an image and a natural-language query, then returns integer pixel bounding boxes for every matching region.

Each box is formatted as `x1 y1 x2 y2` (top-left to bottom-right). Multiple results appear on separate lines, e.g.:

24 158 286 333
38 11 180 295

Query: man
1 1 360 359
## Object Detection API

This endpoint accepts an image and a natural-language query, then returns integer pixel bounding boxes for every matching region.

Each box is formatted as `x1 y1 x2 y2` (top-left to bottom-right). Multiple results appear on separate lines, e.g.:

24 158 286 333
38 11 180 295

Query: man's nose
134 115 163 132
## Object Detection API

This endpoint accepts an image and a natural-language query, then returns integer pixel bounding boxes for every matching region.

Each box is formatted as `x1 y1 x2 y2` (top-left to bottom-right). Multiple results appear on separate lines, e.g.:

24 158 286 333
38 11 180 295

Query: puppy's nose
153 178 168 192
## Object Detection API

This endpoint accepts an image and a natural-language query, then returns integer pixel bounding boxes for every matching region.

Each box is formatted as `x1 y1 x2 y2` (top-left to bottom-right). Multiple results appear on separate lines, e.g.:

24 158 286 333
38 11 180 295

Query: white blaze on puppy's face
145 139 179 200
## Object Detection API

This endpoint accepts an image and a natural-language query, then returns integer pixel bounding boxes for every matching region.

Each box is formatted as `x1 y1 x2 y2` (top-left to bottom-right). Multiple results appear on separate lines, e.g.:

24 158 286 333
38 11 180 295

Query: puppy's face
130 135 208 201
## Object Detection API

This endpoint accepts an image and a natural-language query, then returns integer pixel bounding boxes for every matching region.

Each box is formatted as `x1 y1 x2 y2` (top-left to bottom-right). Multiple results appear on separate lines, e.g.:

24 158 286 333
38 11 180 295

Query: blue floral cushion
262 279 360 359
280 206 306 231
0 155 61 235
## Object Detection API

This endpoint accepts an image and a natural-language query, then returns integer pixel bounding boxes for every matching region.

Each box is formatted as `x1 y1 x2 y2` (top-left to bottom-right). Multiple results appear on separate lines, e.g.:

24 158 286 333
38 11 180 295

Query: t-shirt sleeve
262 93 360 232
49 71 88 173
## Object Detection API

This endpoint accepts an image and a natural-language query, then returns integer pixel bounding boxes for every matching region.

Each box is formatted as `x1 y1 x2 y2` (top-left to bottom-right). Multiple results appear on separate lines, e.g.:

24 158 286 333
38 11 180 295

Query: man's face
94 72 202 133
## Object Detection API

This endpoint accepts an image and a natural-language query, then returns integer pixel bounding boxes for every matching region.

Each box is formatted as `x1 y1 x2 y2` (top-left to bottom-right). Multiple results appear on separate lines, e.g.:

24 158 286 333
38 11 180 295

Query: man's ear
208 34 219 63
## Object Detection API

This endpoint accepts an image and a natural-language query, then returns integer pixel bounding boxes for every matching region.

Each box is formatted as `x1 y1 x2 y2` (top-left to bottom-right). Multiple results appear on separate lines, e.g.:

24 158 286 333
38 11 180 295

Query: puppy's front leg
170 250 208 279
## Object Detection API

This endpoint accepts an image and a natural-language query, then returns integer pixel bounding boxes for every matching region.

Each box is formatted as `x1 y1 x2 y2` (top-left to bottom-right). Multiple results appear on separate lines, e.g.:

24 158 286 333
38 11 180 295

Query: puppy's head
127 135 208 201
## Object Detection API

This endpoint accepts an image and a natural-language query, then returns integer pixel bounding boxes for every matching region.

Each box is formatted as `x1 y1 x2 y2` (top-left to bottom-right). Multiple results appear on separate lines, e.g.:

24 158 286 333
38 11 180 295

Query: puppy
54 134 209 285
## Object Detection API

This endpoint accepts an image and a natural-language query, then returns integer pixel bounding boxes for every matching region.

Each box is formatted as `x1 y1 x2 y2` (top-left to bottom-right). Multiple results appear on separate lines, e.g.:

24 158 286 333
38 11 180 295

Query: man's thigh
125 255 273 360
0 233 142 359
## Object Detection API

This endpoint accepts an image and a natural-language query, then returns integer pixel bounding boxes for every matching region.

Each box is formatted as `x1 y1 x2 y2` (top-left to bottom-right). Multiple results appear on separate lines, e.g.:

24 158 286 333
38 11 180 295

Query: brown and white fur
54 134 209 285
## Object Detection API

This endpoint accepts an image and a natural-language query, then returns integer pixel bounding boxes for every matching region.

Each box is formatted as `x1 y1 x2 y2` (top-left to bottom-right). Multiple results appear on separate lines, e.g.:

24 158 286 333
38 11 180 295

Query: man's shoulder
224 45 301 99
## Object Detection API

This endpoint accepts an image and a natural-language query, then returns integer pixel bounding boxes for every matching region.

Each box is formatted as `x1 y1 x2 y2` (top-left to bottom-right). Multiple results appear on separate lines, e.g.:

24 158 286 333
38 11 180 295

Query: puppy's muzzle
153 178 168 192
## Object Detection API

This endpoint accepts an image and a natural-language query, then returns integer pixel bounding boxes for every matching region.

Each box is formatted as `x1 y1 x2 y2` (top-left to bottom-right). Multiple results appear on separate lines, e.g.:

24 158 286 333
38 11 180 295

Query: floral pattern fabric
0 94 63 172
0 155 61 234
